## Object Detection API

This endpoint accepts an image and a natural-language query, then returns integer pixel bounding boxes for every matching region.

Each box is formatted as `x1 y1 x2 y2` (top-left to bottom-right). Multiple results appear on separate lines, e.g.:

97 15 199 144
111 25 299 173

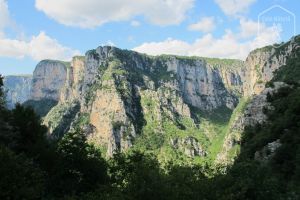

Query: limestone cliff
3 75 32 109
242 37 298 96
216 82 288 164
216 36 300 164
25 36 299 160
30 47 245 157
60 56 85 102
31 60 68 101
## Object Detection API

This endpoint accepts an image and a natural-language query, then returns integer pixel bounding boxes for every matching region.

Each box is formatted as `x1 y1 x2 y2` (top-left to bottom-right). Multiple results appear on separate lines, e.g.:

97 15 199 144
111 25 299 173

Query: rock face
254 139 282 162
177 62 239 110
88 77 136 156
4 75 32 109
25 36 299 158
242 38 298 96
216 82 290 163
215 37 300 164
29 48 245 156
164 57 244 110
60 56 85 102
170 137 206 157
43 101 80 138
31 60 68 101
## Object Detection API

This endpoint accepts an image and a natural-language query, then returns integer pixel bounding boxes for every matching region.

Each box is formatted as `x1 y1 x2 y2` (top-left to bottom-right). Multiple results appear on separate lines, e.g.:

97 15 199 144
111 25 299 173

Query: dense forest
1 46 300 199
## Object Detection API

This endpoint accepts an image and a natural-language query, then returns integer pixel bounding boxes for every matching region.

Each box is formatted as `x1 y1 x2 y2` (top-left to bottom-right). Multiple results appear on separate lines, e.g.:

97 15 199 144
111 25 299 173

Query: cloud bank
134 20 281 60
214 0 256 16
0 0 80 61
35 0 195 28
188 17 216 33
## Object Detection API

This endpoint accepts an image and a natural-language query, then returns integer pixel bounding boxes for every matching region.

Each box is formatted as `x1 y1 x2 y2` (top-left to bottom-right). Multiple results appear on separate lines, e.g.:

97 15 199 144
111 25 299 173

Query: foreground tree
48 131 108 197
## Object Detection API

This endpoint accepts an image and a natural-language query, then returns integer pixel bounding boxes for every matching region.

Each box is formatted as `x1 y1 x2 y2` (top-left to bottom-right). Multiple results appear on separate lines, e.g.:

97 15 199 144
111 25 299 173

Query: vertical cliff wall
31 47 245 157
31 60 68 101
3 75 32 109
26 36 299 159
216 36 300 164
242 37 298 96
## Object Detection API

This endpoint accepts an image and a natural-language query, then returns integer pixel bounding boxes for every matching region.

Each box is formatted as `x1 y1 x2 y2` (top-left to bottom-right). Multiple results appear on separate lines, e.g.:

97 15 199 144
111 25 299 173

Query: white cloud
0 32 80 61
0 38 28 58
133 23 281 60
188 17 216 33
35 0 194 28
102 40 115 47
214 0 256 16
28 32 80 61
0 0 80 61
134 38 191 56
239 18 258 38
130 20 140 27
0 0 11 37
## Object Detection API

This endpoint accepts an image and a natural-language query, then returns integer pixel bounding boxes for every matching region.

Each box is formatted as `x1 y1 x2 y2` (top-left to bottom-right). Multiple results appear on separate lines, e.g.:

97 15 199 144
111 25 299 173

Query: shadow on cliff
23 99 58 117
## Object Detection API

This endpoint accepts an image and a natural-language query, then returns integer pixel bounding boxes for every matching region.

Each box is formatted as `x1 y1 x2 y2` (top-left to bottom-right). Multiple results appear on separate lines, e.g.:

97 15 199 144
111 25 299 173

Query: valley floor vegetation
1 59 300 200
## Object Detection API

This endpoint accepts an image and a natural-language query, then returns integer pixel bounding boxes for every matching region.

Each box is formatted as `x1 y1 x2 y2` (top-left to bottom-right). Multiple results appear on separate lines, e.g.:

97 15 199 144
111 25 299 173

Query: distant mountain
4 75 32 109
10 35 299 165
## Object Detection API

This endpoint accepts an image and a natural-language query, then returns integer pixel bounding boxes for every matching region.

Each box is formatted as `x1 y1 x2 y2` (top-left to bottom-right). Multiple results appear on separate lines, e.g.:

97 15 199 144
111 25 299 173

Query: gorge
4 35 300 165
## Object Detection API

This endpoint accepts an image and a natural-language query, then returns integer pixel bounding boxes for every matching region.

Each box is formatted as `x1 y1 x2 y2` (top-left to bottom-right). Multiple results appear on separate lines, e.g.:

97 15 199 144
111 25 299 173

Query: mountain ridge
4 35 300 164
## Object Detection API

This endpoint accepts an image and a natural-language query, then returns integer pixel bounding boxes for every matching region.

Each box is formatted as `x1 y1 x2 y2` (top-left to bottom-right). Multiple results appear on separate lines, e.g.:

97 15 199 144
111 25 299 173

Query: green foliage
255 64 263 82
23 98 58 117
192 105 232 125
189 105 233 163
134 89 237 166
271 44 300 84
133 131 165 151
148 59 176 87
251 45 273 54
215 98 250 161
42 59 71 69
44 101 80 138
73 55 85 61
87 49 100 60
157 54 243 69
233 86 300 199
50 131 108 196
108 151 165 200
201 57 243 68
73 112 90 129
10 104 48 154
60 61 71 69
0 146 45 199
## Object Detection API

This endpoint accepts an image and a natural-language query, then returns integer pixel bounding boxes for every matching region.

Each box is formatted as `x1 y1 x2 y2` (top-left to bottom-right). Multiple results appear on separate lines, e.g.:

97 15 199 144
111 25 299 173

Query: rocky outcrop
60 56 85 102
25 36 299 158
239 82 289 128
174 60 241 110
214 37 300 164
170 137 206 157
43 101 80 138
27 46 279 157
242 37 299 96
31 60 68 101
216 82 289 164
87 76 136 156
62 47 245 156
3 75 32 109
254 139 282 162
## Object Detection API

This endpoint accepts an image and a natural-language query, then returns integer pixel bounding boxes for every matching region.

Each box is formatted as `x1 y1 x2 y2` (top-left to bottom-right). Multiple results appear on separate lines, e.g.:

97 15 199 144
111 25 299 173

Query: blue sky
0 0 299 75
